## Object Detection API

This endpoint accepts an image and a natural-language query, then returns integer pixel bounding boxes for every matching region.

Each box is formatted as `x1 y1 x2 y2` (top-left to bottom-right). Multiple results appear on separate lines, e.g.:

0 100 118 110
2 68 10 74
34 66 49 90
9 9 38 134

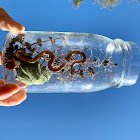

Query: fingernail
20 88 27 93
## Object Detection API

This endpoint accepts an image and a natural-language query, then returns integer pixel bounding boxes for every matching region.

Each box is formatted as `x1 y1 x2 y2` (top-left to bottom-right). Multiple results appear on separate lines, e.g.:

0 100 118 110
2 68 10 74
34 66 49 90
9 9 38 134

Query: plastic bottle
2 31 140 93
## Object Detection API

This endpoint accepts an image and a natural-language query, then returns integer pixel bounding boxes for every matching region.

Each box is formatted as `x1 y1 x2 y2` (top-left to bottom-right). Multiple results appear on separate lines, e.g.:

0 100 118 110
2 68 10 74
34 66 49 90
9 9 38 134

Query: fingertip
7 83 20 91
5 90 27 106
0 83 20 100
7 21 25 33
16 81 28 89
20 88 27 93
13 22 25 32
21 26 25 31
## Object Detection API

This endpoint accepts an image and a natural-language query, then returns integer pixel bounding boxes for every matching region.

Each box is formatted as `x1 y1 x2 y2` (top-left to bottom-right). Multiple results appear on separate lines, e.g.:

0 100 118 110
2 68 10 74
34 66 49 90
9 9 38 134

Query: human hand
0 8 27 106
0 8 25 32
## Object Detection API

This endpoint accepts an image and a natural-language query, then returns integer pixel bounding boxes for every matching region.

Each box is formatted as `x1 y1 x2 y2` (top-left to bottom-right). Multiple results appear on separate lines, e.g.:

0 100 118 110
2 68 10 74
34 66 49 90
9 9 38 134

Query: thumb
0 8 25 33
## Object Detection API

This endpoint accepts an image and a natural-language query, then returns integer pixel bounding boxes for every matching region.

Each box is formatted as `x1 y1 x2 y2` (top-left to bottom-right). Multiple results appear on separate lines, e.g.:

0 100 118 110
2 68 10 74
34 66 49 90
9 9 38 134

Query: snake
15 49 86 73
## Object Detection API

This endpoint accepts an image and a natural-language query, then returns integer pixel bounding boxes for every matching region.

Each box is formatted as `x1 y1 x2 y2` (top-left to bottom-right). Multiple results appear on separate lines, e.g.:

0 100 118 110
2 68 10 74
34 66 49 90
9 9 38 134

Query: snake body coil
15 49 86 73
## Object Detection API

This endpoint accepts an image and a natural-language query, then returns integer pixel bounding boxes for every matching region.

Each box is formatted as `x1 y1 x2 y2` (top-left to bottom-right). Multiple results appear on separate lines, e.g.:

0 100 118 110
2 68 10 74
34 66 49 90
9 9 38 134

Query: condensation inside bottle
3 32 122 93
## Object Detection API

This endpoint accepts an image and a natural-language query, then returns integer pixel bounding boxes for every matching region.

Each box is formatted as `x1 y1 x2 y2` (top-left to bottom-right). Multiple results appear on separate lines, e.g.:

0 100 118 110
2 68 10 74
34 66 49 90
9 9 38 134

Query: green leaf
16 62 51 85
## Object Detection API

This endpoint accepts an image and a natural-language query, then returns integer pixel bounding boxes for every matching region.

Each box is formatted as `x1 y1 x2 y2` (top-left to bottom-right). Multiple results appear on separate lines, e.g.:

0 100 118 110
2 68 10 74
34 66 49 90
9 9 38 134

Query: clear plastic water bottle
2 31 140 93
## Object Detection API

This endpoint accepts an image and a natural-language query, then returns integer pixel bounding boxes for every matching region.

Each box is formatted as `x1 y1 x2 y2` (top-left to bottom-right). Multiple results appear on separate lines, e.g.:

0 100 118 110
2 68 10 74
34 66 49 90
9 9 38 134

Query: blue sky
0 0 140 140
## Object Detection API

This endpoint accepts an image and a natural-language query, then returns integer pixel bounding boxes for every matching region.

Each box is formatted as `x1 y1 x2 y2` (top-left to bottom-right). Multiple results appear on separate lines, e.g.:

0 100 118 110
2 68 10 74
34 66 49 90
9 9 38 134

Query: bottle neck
113 39 140 88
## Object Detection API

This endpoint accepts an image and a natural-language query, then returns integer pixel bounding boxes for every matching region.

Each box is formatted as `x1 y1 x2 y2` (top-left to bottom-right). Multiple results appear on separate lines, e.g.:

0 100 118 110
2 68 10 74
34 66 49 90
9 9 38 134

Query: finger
0 21 11 31
0 8 10 18
0 79 4 86
0 88 27 106
0 79 27 89
0 83 20 100
0 80 28 89
15 81 28 89
7 21 25 33
0 19 25 33
0 8 25 32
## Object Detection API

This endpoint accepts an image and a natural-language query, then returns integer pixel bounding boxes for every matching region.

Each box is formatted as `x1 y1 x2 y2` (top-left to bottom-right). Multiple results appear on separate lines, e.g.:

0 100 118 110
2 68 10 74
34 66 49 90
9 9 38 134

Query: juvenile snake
15 49 86 73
